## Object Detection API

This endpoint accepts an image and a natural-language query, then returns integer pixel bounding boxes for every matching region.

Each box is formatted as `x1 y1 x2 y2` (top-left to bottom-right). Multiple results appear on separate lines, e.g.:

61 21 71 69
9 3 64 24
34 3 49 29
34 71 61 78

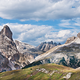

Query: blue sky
0 0 80 46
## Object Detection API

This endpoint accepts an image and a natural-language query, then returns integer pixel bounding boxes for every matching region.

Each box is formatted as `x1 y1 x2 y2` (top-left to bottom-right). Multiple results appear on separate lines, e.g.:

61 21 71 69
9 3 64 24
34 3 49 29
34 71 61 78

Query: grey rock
65 36 76 44
0 25 36 72
36 41 61 52
0 25 13 41
15 40 44 59
77 32 80 38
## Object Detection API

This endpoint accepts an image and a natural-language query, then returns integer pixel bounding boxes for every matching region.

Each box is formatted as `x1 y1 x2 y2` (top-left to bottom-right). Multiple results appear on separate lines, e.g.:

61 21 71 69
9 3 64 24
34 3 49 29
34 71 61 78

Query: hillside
0 63 80 80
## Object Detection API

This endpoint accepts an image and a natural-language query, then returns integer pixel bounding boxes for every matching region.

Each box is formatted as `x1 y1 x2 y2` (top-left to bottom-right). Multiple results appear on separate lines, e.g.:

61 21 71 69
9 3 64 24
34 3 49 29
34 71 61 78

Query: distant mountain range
36 41 61 52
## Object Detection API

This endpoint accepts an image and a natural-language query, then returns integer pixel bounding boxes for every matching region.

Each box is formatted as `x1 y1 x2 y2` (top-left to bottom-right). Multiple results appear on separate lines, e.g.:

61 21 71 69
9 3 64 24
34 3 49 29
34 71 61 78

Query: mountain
0 25 13 41
0 25 35 72
30 33 80 68
14 40 61 58
1 24 80 73
36 41 61 52
0 63 80 80
0 25 60 72
15 40 43 58
15 40 35 53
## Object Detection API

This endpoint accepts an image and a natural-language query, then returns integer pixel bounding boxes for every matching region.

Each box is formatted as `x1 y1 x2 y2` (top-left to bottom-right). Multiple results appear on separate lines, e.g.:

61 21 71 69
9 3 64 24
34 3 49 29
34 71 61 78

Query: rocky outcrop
77 32 80 38
65 36 76 44
36 41 61 52
0 25 35 72
65 32 80 44
63 73 72 79
0 25 13 41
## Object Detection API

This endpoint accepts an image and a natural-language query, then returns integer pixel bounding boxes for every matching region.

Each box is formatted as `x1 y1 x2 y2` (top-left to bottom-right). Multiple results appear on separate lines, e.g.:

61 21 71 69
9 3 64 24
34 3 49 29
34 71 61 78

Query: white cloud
0 23 78 46
57 30 71 37
0 0 80 20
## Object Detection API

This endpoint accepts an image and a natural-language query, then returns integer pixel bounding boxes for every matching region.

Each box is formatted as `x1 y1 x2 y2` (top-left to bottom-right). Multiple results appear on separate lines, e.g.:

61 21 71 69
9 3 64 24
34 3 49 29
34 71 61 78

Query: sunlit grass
0 63 80 80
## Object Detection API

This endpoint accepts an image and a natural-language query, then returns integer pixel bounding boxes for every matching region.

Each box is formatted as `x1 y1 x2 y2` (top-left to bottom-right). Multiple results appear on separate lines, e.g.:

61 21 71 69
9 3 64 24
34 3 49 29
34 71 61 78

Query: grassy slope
0 63 80 80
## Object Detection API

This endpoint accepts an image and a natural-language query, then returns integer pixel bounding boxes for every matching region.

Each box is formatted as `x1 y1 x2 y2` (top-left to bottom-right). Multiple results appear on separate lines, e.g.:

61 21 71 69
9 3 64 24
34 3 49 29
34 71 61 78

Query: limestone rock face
65 36 76 44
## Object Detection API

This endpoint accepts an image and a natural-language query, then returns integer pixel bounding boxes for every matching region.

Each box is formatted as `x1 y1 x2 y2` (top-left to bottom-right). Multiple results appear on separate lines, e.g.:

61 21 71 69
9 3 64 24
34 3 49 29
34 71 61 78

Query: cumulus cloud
57 30 71 37
0 0 80 20
0 23 78 46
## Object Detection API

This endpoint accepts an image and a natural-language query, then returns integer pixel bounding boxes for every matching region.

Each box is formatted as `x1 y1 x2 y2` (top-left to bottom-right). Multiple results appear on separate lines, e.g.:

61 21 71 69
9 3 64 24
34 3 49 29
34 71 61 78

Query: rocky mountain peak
65 36 76 44
77 32 80 38
0 25 13 40
48 41 53 44
36 41 61 52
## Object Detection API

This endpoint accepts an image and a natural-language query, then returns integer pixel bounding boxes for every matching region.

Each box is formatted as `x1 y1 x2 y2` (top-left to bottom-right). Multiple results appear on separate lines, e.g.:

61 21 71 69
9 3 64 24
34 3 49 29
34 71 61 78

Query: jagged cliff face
36 41 61 52
34 33 80 68
0 25 35 72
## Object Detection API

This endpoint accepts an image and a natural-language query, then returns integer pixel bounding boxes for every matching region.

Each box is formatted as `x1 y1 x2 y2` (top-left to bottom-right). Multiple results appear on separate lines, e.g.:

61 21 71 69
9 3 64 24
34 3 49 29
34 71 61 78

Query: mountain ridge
0 24 80 72
31 33 80 68
36 41 61 52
